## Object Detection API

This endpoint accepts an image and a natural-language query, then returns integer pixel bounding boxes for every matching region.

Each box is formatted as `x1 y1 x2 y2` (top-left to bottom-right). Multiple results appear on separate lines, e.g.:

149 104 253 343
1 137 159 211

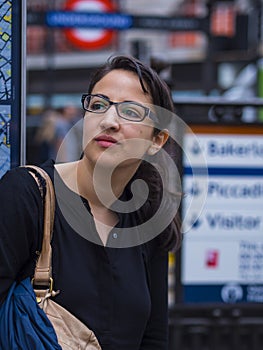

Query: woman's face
82 69 167 171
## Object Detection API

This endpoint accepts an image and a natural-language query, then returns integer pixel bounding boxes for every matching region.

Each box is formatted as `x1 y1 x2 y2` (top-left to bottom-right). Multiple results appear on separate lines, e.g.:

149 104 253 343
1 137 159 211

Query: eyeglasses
81 94 157 123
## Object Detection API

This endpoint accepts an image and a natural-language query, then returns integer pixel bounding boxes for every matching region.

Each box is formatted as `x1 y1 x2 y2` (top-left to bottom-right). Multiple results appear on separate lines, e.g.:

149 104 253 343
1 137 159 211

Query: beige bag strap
25 165 55 293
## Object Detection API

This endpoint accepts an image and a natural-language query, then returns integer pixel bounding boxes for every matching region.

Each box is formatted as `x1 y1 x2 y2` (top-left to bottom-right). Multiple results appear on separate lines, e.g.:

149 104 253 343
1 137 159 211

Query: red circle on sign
64 0 116 50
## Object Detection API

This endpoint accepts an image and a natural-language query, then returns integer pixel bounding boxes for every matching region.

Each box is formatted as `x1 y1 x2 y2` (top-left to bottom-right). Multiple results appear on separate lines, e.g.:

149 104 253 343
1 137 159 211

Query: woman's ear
147 129 169 155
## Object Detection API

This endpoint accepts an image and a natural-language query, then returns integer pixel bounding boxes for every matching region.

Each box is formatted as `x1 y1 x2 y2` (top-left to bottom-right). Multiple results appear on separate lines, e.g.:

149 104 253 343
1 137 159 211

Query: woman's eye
90 101 107 111
121 107 142 119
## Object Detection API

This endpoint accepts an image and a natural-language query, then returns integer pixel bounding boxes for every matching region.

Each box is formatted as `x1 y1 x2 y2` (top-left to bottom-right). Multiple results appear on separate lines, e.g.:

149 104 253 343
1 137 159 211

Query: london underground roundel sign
64 0 115 50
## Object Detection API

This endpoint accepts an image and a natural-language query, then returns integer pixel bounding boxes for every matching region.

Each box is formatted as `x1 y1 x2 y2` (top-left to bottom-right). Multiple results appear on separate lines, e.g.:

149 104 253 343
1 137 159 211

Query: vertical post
44 1 56 109
202 2 215 95
20 0 27 165
130 40 150 65
0 0 26 176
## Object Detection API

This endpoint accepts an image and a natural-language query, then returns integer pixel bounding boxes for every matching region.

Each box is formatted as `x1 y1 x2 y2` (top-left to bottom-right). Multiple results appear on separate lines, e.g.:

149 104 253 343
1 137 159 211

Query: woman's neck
55 159 139 245
76 158 138 209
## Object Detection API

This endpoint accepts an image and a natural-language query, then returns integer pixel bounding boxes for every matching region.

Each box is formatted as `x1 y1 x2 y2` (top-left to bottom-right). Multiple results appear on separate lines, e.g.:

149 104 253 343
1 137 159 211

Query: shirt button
112 232 118 239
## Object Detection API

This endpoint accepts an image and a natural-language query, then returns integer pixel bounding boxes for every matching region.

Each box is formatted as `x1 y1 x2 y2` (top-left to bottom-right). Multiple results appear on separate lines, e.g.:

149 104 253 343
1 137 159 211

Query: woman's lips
95 135 118 148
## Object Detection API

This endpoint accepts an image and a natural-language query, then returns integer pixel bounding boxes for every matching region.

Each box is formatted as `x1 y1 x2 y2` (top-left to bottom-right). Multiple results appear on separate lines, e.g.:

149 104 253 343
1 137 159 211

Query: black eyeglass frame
81 93 159 124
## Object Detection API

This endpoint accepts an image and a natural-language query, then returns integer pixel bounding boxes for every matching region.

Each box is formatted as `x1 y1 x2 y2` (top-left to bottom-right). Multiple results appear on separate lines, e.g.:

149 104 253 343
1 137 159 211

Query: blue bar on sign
184 167 263 176
183 285 246 303
46 11 133 29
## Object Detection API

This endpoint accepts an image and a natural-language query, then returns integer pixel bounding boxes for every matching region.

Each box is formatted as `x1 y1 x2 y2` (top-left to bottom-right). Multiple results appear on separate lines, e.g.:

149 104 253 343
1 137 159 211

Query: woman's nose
99 105 120 130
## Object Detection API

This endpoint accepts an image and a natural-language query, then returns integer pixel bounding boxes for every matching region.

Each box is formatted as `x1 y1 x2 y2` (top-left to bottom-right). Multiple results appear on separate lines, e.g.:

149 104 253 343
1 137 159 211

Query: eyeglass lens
84 95 147 122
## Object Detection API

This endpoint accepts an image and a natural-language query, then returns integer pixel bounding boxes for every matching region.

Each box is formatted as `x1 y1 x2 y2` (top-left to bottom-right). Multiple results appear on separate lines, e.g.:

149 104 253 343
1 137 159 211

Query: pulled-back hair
87 55 174 114
88 55 182 251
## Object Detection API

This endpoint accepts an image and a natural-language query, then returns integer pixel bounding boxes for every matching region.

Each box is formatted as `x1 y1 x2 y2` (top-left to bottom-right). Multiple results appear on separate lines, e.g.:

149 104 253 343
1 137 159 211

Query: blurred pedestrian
35 105 82 163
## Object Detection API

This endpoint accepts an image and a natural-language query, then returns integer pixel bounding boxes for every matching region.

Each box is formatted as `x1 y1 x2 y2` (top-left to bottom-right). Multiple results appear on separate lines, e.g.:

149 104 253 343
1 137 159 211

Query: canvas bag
27 165 102 350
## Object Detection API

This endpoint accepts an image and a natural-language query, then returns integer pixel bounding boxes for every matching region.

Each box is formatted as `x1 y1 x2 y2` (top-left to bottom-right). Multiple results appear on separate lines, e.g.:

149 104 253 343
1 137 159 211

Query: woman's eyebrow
122 100 149 107
96 94 142 105
95 93 109 100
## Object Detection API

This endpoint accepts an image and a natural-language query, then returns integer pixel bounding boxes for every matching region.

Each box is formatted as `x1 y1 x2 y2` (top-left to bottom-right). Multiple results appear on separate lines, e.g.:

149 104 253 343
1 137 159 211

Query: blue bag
0 277 62 350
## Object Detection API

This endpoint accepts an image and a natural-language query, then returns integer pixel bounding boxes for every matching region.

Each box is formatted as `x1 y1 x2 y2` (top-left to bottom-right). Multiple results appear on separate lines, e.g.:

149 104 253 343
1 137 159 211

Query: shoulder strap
25 165 55 293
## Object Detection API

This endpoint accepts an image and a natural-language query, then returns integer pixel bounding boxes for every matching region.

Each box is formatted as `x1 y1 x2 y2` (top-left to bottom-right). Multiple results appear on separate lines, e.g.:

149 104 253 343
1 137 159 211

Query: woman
0 55 181 349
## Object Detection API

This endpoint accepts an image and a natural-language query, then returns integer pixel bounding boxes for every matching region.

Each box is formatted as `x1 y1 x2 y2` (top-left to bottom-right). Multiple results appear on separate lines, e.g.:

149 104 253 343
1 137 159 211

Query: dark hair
87 55 174 114
88 55 182 251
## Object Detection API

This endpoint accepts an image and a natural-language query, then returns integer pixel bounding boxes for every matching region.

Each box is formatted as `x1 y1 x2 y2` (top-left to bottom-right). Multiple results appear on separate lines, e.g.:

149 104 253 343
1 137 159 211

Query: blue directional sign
27 11 207 32
181 125 263 304
46 11 133 30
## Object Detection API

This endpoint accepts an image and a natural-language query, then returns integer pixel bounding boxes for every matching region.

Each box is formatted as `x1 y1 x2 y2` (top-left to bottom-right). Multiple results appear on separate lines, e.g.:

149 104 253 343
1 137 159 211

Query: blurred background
2 0 263 348
25 0 263 161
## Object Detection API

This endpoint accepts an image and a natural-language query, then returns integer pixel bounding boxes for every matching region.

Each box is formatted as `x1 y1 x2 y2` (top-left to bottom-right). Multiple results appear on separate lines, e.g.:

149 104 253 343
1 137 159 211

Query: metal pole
20 0 27 165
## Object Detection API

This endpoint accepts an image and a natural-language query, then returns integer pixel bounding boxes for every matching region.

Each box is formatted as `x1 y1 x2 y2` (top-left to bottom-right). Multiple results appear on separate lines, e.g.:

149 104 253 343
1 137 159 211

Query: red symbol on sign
64 0 116 50
210 3 236 37
205 249 219 268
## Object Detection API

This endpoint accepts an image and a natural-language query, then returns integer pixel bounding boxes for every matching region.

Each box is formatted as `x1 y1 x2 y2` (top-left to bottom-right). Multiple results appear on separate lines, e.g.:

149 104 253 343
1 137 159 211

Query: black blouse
0 160 169 350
